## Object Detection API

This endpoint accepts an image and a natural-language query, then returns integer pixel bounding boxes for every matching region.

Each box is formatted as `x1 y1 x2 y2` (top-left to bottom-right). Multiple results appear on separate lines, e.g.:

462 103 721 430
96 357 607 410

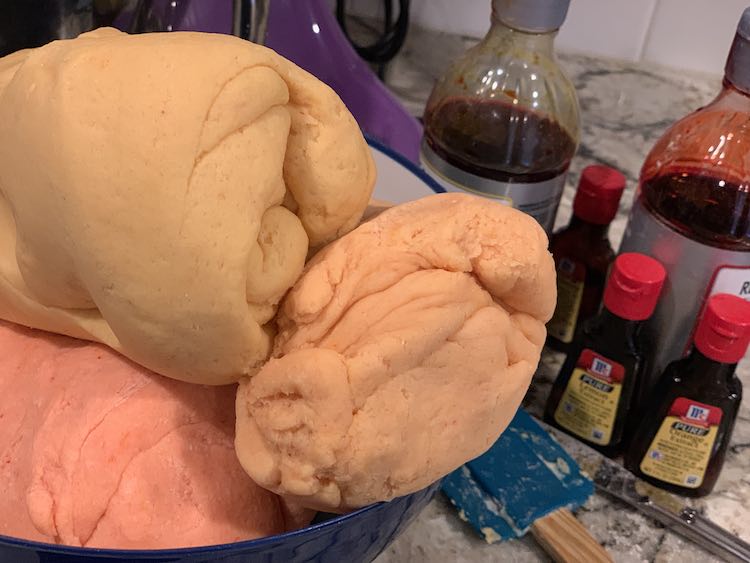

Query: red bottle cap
573 165 626 225
603 253 666 321
694 294 750 363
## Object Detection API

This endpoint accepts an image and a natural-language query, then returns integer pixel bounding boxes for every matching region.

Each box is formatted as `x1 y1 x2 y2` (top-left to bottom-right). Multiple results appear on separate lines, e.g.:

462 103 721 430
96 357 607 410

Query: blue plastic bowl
0 482 439 563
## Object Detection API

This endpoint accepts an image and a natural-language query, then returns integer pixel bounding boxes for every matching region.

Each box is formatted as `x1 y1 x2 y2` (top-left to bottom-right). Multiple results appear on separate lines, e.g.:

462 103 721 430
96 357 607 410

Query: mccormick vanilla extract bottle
626 294 749 497
545 253 666 456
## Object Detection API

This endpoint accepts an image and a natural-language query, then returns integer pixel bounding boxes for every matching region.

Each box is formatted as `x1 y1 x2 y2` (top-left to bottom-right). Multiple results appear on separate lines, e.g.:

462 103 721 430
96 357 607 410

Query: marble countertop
372 24 750 563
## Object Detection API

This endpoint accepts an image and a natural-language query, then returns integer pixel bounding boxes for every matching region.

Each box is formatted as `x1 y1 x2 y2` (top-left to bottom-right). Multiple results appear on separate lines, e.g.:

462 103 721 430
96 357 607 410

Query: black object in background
0 0 130 57
336 0 410 78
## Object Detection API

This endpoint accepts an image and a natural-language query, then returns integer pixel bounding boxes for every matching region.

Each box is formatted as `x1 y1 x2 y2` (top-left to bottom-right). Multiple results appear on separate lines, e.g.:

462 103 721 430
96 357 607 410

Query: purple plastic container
264 0 421 162
119 0 421 162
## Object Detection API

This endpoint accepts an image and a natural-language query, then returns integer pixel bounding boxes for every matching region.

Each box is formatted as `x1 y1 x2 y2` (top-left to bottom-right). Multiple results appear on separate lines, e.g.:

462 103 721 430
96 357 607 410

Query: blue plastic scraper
443 409 612 562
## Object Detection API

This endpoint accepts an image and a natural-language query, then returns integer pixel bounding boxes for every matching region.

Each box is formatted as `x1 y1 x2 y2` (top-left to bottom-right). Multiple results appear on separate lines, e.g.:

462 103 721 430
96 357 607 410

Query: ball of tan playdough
235 193 556 511
0 29 375 385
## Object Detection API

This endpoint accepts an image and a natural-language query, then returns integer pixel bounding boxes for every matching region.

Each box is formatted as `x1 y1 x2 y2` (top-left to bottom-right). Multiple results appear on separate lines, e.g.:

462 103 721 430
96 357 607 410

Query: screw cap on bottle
492 0 571 33
694 294 750 364
725 7 750 93
573 165 626 225
603 253 666 321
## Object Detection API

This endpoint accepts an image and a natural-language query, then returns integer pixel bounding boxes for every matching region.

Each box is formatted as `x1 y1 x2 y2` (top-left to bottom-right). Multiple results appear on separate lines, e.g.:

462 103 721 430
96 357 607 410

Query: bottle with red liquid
421 0 580 233
547 165 626 352
625 294 749 497
619 8 750 402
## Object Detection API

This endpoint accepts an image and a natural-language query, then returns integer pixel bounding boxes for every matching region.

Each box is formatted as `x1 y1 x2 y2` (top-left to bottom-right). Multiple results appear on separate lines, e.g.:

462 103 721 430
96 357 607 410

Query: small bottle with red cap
544 252 666 456
546 165 626 353
625 293 749 497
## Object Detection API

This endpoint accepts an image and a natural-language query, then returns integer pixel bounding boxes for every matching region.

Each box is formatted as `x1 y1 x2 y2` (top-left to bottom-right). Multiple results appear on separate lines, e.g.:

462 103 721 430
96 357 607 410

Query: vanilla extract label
672 421 710 436
579 374 614 393
553 349 625 445
547 257 586 344
640 397 723 488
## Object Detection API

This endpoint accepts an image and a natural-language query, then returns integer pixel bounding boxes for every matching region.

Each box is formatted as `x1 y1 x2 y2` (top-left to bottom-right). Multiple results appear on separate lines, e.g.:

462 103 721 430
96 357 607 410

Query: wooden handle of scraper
531 508 613 563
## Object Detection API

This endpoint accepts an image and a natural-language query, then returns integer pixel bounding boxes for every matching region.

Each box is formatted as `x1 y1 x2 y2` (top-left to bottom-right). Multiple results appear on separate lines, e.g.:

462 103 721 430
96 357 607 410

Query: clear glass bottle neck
725 31 750 95
485 16 557 54
715 77 750 110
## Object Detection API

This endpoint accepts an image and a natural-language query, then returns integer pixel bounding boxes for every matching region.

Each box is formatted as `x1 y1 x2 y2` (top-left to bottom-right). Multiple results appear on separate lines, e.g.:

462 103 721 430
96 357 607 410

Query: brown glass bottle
544 253 666 456
625 294 749 497
546 165 626 352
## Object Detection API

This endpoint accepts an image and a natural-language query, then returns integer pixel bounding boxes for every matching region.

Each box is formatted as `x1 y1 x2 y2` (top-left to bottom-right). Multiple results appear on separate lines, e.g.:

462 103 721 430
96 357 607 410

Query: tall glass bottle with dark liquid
619 8 750 402
421 0 580 233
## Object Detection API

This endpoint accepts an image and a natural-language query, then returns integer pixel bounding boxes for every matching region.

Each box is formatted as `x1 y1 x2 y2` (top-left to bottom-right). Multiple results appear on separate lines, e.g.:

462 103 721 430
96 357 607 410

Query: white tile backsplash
409 0 490 38
339 0 746 74
556 0 657 61
641 0 746 74
341 0 490 37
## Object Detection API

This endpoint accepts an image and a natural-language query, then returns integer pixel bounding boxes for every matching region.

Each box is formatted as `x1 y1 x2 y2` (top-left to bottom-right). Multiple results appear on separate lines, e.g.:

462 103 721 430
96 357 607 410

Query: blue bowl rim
0 497 402 557
0 135 442 557
364 135 445 195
